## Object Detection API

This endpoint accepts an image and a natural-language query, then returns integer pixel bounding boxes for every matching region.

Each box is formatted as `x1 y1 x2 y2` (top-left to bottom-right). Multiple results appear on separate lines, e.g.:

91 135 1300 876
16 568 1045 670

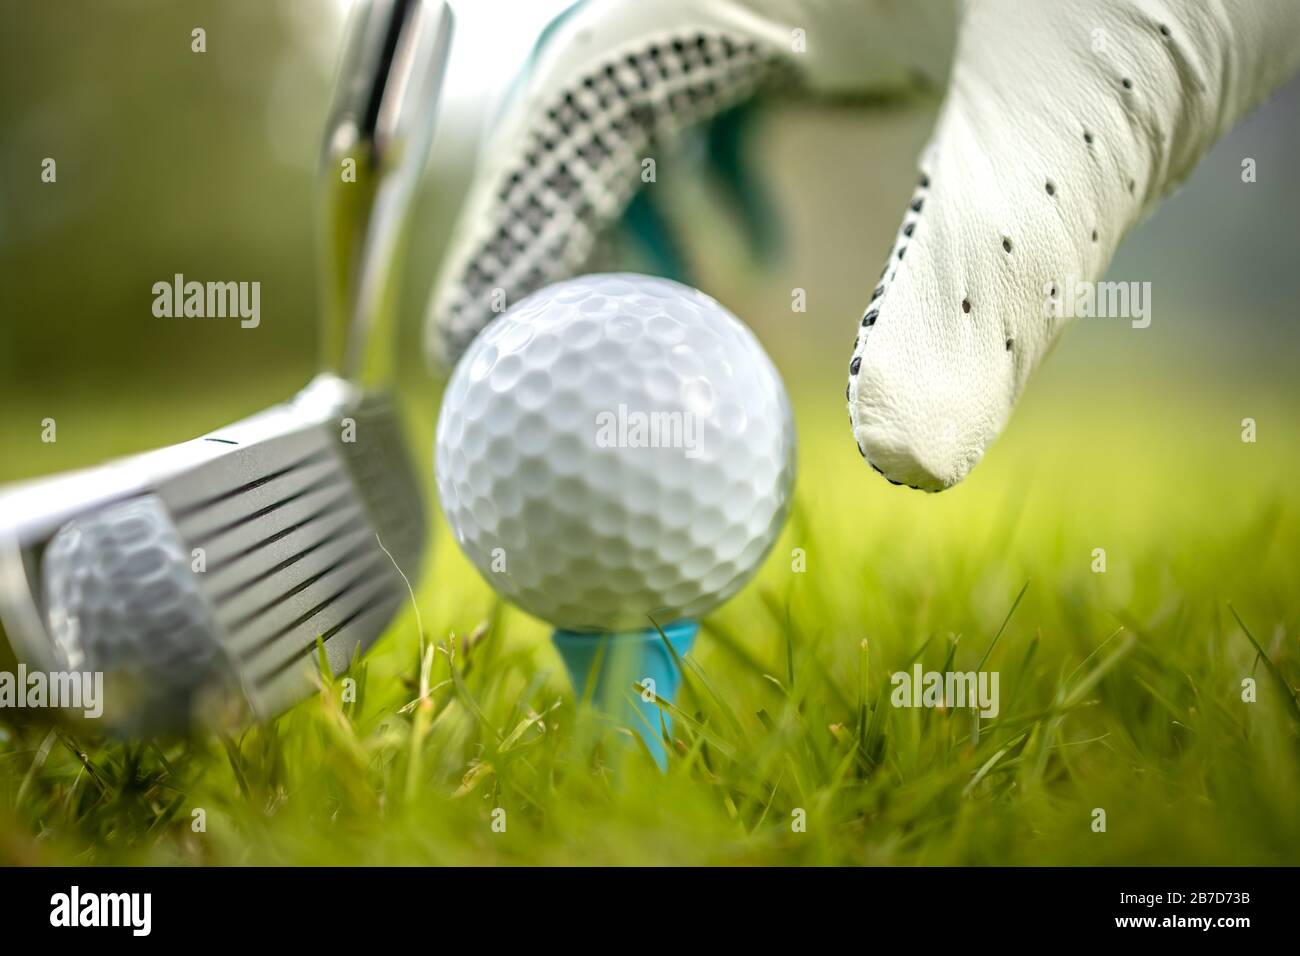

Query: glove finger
847 0 1300 491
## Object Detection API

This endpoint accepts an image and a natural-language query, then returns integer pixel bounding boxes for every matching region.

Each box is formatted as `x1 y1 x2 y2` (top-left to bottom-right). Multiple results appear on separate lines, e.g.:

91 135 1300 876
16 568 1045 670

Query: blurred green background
1 1 1298 866
3 0 1299 468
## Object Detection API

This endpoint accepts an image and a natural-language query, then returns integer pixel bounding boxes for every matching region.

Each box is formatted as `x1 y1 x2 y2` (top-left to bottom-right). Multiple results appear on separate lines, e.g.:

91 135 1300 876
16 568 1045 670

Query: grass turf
1 364 1298 866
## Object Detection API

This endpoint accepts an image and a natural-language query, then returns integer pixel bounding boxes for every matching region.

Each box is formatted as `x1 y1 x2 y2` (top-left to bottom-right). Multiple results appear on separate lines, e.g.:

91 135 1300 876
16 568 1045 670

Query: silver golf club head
0 0 453 733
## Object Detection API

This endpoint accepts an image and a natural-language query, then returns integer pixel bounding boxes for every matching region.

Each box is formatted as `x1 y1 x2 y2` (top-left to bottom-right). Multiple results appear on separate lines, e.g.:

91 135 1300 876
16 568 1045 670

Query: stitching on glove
844 170 933 492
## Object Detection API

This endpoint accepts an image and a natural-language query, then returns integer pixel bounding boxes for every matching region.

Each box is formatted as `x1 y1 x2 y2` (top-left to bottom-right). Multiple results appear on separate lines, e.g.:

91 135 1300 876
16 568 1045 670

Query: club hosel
318 155 405 385
316 0 454 384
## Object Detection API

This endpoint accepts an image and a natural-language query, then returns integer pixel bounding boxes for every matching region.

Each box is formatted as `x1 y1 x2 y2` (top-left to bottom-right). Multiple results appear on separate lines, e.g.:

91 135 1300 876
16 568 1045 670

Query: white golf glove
425 0 1300 491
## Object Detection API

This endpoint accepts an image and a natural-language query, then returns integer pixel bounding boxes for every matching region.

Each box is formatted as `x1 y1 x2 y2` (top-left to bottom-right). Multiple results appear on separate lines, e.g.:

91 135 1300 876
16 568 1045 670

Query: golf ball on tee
435 273 796 632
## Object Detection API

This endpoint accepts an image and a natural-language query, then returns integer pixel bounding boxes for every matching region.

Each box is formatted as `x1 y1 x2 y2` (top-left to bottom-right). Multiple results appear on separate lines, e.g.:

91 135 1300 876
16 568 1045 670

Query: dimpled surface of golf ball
41 495 226 723
435 273 796 632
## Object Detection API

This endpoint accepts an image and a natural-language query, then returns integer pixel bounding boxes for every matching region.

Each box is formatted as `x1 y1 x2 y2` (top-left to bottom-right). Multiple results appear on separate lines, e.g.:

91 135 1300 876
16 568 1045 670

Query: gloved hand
424 0 1300 491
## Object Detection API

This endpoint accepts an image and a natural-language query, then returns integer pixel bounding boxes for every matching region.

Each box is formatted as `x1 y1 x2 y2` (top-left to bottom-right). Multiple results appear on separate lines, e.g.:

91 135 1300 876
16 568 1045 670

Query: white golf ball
435 273 796 632
41 495 228 728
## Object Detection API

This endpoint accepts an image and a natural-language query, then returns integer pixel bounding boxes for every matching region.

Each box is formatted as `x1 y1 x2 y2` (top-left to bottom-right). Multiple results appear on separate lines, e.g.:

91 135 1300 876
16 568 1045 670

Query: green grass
1 366 1298 866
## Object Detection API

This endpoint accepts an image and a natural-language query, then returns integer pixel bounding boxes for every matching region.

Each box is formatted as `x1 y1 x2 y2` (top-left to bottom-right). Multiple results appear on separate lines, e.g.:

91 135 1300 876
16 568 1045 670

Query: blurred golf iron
0 0 452 732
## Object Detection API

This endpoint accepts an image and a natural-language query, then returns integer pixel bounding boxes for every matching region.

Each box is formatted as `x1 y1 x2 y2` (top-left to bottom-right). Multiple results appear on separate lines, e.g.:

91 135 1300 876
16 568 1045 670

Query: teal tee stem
551 620 698 769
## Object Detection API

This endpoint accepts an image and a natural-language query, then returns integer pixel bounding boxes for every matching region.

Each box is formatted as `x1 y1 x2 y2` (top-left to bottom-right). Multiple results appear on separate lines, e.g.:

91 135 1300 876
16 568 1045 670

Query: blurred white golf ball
435 273 796 632
41 495 227 726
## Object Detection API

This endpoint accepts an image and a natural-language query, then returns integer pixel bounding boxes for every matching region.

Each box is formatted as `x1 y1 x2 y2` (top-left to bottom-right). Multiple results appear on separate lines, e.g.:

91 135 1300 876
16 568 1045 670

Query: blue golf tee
551 620 698 768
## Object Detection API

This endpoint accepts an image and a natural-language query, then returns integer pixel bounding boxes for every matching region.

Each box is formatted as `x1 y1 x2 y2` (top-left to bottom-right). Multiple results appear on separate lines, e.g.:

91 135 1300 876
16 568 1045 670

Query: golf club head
0 0 452 733
0 376 424 732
